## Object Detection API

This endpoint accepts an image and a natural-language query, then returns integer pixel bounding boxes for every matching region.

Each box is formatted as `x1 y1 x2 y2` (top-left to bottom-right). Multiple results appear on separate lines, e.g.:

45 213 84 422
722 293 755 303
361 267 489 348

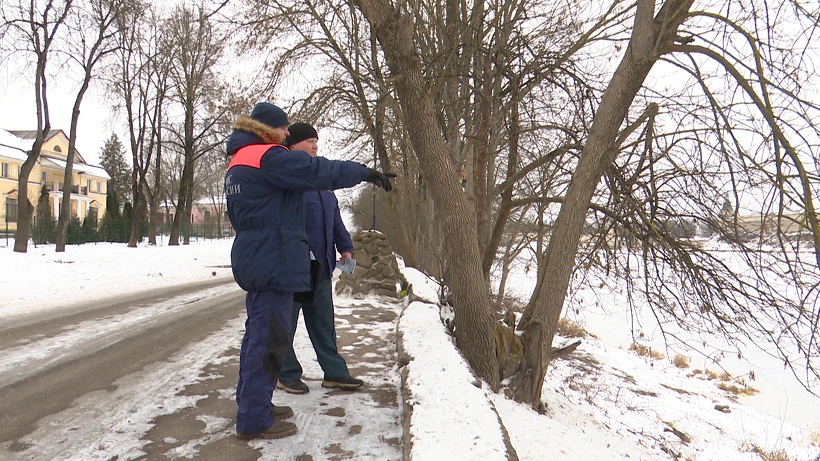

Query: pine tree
122 201 133 221
118 201 133 243
99 188 124 242
99 133 131 210
34 184 55 244
106 187 121 220
80 216 97 243
66 214 82 245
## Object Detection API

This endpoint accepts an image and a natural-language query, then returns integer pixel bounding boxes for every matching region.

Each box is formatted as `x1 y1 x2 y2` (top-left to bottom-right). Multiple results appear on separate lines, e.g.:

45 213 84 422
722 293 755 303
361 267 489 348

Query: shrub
557 317 590 338
752 446 789 461
717 381 759 396
672 354 690 368
629 342 664 360
810 427 820 447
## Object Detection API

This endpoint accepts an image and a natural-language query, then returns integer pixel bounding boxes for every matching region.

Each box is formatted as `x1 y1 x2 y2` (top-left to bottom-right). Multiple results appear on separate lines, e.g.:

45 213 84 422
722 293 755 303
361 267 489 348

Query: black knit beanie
285 122 319 147
250 102 289 129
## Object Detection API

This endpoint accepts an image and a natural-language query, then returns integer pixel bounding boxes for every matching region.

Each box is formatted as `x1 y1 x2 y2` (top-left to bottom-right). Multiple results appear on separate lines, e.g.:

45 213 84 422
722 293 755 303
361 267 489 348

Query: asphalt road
0 277 243 445
0 280 403 461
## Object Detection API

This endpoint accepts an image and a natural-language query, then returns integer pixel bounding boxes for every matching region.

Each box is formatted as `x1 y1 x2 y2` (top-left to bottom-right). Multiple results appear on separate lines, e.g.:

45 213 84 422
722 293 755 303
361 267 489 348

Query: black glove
366 168 397 192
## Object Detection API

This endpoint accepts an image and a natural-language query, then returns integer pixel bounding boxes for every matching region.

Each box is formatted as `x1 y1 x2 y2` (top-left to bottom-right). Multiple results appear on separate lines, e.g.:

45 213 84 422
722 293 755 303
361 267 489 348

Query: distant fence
0 220 235 248
156 222 236 242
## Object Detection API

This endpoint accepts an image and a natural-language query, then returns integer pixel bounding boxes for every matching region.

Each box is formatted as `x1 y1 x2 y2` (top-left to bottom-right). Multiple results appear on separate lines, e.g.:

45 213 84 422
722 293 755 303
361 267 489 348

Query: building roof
6 129 86 164
0 129 107 179
7 130 42 140
41 156 110 180
0 128 31 162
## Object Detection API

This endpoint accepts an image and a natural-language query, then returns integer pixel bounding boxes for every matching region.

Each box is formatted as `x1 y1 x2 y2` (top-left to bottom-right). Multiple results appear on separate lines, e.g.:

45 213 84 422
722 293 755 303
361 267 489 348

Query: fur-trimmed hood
232 116 285 144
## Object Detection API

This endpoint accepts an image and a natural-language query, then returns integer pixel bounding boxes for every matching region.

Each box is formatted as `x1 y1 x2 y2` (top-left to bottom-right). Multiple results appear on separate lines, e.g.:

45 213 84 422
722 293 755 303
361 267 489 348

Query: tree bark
13 147 42 253
473 53 492 261
127 183 143 247
169 148 193 246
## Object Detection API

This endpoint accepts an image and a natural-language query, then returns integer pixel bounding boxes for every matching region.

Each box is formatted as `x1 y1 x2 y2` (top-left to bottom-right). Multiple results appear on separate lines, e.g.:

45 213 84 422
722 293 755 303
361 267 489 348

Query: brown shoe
272 404 294 419
236 420 298 440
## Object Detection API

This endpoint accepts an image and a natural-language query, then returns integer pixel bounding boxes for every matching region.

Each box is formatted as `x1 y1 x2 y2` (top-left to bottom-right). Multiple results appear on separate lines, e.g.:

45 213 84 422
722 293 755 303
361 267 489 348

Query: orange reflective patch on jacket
228 143 289 169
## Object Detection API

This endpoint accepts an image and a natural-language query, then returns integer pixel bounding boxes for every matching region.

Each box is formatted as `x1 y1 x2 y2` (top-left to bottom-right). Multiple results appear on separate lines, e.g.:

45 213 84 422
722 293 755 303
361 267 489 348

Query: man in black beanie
277 122 364 396
284 122 318 154
225 103 394 440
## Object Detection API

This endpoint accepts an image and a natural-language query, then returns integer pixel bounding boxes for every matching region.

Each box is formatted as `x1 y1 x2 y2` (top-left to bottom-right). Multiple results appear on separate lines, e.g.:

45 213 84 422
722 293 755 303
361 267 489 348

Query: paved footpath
136 295 404 461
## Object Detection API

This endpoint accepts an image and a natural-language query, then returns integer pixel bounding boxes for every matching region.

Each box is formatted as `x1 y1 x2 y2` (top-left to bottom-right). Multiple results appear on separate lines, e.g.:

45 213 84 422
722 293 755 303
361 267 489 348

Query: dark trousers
280 278 349 382
236 290 293 433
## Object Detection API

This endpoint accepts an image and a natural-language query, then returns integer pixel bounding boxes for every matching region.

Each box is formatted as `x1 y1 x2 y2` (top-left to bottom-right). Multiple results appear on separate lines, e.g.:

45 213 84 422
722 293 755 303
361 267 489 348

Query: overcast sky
0 69 120 165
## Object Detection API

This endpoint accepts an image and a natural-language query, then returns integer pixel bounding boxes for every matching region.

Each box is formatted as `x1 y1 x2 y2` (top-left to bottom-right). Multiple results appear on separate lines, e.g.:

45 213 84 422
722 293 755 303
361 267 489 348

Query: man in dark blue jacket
225 102 394 440
277 123 364 395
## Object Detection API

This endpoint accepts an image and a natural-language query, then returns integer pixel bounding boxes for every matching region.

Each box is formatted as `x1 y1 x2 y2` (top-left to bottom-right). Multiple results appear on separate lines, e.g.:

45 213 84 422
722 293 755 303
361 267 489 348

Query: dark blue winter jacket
304 190 353 281
225 129 368 292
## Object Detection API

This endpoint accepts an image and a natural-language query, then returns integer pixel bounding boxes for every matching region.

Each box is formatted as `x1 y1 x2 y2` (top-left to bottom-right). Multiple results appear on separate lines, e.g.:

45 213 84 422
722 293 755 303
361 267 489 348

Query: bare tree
350 0 502 388
233 0 820 406
163 3 227 245
355 0 820 404
1 0 72 253
55 0 125 252
108 2 173 246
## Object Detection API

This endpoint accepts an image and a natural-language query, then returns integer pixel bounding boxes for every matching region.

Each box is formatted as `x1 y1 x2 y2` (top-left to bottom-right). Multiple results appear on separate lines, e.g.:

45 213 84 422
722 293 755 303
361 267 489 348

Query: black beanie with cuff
285 122 319 147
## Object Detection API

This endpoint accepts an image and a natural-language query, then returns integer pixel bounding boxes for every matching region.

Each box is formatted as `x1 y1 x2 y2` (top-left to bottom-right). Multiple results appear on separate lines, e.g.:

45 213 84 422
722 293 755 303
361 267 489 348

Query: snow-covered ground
1 238 818 460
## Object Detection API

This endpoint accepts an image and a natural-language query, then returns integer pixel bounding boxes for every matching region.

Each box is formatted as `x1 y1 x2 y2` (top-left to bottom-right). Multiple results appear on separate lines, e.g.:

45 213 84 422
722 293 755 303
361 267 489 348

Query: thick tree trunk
183 177 193 245
13 149 42 253
56 101 88 252
127 186 143 248
147 129 164 245
354 0 500 389
168 197 181 246
147 192 160 245
168 197 183 246
57 62 97 252
54 151 75 252
169 154 193 246
473 56 492 259
513 0 695 406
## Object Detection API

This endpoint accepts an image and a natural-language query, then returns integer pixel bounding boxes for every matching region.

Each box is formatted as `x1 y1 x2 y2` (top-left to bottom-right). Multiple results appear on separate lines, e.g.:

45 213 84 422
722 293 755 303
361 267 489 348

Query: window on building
88 206 98 225
41 171 47 183
53 145 62 152
5 198 17 222
16 166 21 178
86 179 92 194
203 210 211 222
1 163 8 178
96 181 101 192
